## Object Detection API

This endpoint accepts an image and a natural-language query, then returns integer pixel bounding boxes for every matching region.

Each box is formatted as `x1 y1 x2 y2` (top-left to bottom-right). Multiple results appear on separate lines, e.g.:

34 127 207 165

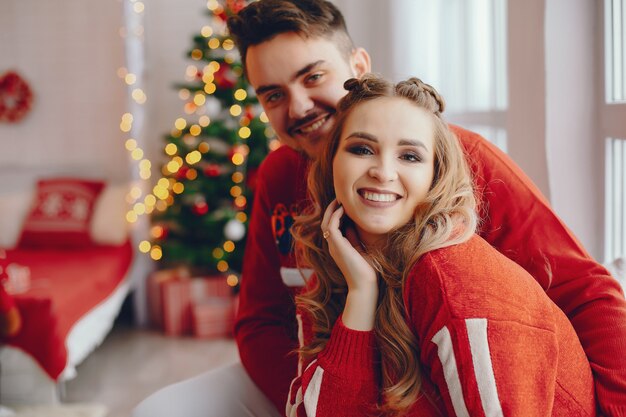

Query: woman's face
332 97 435 246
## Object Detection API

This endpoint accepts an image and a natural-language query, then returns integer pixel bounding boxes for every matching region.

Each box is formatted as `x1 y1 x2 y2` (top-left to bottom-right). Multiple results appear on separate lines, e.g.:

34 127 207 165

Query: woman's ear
351 47 371 78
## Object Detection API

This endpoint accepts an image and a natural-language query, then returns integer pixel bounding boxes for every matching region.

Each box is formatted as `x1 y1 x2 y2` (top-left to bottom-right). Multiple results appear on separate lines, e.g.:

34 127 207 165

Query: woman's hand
321 200 378 330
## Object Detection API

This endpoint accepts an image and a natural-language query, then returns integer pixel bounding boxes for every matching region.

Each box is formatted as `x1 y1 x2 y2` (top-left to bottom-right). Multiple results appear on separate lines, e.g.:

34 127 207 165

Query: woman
287 75 595 416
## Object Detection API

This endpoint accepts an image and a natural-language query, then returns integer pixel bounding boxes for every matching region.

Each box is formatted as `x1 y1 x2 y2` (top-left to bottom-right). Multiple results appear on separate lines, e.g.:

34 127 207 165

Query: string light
234 89 247 101
230 104 242 116
227 274 239 286
238 126 251 139
139 240 151 253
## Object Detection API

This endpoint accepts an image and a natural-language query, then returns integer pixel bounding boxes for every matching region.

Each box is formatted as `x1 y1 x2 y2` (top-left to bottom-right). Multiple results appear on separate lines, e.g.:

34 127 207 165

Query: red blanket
0 241 133 380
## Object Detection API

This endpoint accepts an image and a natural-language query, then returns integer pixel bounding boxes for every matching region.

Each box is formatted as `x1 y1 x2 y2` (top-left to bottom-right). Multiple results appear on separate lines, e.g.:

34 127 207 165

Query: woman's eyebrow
345 132 428 150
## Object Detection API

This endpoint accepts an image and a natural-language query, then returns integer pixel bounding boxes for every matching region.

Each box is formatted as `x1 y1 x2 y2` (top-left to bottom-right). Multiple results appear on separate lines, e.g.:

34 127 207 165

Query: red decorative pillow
18 178 105 248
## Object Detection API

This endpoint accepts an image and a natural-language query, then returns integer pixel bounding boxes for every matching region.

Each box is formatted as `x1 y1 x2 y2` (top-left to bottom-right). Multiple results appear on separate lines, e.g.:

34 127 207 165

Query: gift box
192 296 237 339
162 276 193 336
158 272 233 336
189 274 232 302
147 267 189 328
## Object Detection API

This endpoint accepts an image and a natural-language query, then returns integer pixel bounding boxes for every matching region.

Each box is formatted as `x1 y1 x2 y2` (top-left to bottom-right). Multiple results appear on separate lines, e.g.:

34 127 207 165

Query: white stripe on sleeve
465 318 504 417
432 326 470 417
303 367 324 416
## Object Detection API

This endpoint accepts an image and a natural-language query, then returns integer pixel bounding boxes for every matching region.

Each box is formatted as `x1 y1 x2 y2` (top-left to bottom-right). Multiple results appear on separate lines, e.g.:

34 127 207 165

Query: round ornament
224 219 245 241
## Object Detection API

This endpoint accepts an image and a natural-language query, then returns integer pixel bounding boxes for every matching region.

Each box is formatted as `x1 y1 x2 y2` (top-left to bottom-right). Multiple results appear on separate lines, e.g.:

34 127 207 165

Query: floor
63 314 239 417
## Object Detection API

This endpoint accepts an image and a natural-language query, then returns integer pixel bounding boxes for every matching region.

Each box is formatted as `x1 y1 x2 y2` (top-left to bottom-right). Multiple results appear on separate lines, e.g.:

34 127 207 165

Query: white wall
545 0 602 259
142 0 209 170
0 0 128 181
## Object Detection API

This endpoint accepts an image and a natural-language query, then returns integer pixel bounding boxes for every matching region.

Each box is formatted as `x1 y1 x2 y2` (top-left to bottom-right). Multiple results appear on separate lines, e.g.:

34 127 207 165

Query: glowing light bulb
199 116 210 127
125 138 137 151
238 126 251 139
227 274 239 286
232 153 244 165
165 143 178 156
201 26 213 37
234 89 247 101
150 246 163 261
230 104 242 116
223 241 235 252
139 240 151 253
174 118 187 130
260 112 269 123
231 172 243 183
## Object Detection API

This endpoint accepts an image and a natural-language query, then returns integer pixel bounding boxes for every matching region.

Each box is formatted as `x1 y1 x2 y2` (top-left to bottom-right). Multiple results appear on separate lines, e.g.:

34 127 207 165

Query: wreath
0 71 34 123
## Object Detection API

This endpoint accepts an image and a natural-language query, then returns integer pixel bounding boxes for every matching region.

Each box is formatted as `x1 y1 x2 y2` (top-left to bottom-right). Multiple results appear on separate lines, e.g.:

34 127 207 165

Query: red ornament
214 65 236 89
176 165 189 180
216 10 228 21
193 201 209 215
244 106 254 120
204 164 221 177
227 0 246 14
0 71 34 123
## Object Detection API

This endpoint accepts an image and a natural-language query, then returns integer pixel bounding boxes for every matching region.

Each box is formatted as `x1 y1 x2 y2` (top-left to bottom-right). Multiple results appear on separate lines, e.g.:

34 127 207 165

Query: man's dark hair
227 0 354 71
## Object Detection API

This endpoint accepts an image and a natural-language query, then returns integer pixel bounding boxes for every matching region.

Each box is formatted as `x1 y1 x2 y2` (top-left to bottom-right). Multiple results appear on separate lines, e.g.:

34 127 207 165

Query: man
134 1 626 416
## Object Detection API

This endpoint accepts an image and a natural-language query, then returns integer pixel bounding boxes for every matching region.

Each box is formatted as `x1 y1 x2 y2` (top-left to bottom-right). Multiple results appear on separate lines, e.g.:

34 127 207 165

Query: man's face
246 32 369 157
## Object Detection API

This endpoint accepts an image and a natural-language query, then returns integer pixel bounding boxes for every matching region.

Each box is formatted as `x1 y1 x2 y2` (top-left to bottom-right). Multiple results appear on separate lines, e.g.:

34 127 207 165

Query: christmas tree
149 0 275 286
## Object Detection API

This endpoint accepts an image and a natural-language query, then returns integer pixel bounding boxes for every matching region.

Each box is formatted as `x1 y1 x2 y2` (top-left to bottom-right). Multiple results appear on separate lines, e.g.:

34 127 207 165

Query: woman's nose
367 159 398 182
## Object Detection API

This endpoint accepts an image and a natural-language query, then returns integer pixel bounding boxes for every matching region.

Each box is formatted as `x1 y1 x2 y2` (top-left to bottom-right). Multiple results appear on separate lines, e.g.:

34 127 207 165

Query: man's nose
288 88 314 119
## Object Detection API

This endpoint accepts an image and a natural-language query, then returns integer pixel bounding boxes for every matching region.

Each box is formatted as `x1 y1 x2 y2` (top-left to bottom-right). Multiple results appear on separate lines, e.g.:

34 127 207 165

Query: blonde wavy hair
291 74 477 415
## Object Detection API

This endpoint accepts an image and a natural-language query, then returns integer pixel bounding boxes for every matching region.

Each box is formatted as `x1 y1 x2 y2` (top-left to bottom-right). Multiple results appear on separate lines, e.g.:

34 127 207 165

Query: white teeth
300 118 325 133
362 191 397 202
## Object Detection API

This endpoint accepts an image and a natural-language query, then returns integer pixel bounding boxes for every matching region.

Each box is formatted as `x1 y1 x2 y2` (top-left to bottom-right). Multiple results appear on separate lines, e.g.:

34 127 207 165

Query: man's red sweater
236 125 626 416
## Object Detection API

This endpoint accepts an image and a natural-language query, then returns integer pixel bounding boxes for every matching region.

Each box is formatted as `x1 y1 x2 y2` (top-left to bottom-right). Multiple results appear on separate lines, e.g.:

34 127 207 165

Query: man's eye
265 92 283 103
305 73 323 84
347 145 373 155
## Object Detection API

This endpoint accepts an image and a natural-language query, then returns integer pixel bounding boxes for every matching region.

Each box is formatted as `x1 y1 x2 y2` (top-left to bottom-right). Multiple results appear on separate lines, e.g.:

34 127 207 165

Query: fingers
321 199 340 239
327 205 344 240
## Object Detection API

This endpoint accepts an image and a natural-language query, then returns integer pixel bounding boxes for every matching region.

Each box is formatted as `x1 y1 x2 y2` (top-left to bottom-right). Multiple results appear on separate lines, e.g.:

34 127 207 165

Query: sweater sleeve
425 317 558 417
236 171 298 412
286 317 379 417
453 125 626 415
406 247 596 417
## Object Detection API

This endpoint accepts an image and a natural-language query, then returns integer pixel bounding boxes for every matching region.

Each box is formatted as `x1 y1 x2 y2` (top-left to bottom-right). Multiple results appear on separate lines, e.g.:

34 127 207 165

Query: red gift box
159 273 233 336
147 267 189 328
192 296 237 339
189 274 232 302
162 276 193 336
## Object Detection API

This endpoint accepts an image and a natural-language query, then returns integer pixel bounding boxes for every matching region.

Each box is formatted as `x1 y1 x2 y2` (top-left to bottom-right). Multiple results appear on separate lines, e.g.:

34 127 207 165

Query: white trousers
132 362 282 417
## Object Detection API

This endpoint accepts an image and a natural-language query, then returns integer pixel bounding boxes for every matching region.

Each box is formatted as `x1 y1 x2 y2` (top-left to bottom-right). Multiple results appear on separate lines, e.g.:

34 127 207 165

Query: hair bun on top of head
342 74 446 115
399 77 446 114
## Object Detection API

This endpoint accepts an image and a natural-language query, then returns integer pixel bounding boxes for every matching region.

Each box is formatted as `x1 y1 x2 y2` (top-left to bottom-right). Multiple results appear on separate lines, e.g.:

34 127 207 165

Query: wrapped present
147 267 189 328
189 274 232 302
162 276 193 336
192 296 236 339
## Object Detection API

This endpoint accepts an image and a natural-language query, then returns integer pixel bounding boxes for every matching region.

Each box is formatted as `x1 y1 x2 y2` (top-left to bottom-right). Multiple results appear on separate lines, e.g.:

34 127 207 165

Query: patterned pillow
18 178 105 248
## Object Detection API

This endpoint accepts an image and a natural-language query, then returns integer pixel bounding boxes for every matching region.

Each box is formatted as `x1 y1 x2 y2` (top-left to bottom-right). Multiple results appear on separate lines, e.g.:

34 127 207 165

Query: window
603 0 626 262
606 0 626 103
390 0 508 151
606 138 626 261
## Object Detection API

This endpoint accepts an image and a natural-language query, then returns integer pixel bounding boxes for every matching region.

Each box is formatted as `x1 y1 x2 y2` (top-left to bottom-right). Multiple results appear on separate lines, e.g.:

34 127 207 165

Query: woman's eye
401 152 422 162
347 145 373 155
